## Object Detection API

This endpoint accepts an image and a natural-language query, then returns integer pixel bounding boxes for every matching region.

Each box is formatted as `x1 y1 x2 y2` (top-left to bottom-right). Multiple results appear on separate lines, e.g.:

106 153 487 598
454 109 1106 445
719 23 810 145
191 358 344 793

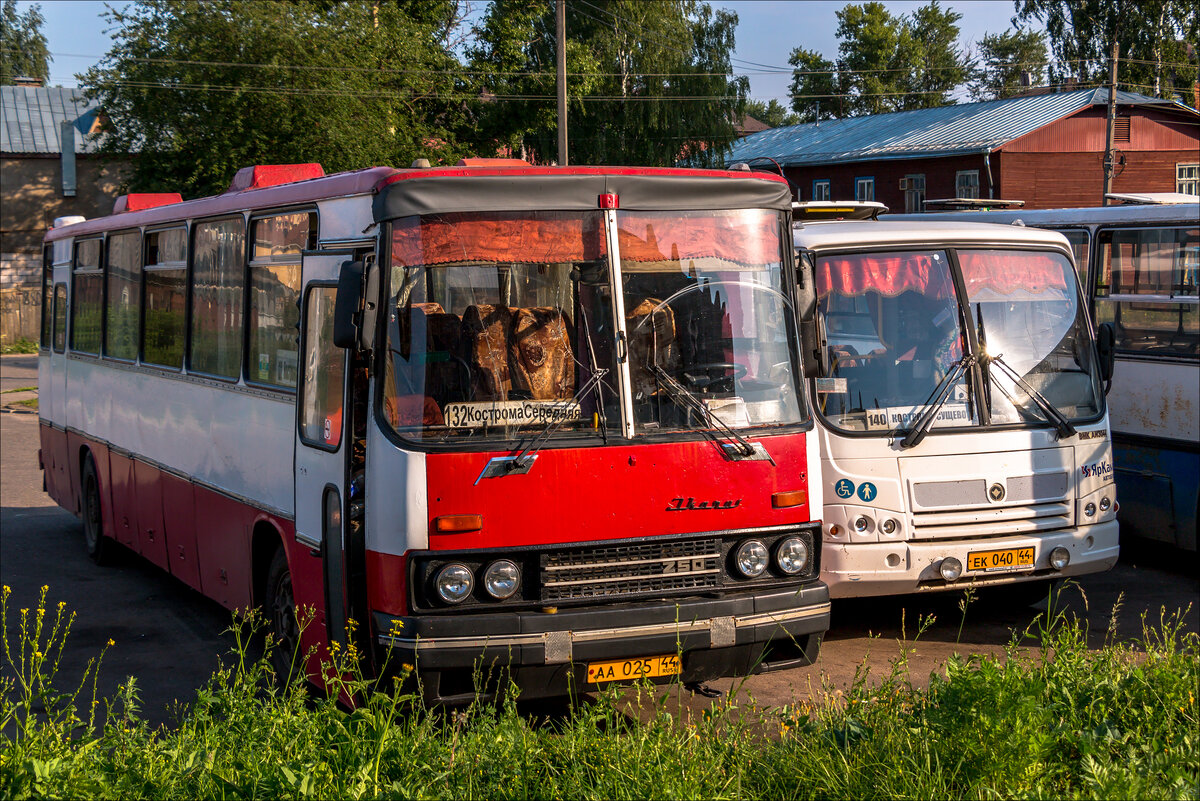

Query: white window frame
904 174 926 213
812 180 831 201
1177 163 1199 196
955 170 980 199
855 177 874 202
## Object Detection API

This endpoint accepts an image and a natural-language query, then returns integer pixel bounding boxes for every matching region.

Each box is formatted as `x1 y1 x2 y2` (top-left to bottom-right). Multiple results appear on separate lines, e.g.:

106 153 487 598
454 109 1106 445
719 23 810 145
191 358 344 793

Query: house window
955 170 980 199
812 180 831 201
904 174 926 213
855 177 874 202
1178 163 1199 196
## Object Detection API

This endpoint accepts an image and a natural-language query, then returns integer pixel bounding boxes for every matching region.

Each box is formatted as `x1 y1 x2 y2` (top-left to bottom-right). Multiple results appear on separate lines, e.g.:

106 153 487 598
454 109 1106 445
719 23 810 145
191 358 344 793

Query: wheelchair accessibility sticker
835 479 855 499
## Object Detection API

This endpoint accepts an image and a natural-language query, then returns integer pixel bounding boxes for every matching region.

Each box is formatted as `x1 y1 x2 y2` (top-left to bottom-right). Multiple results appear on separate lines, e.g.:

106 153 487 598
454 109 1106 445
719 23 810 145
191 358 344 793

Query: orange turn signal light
433 514 483 534
772 490 808 509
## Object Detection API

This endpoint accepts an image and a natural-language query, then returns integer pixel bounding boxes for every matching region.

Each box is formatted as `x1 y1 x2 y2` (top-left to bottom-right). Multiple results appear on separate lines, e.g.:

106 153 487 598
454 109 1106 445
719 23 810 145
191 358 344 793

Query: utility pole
1102 40 1120 205
556 0 568 166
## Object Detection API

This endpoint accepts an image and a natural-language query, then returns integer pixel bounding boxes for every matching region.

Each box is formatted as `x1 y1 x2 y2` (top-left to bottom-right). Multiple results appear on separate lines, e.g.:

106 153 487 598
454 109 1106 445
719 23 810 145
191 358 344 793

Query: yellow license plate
586 654 681 684
966 546 1036 573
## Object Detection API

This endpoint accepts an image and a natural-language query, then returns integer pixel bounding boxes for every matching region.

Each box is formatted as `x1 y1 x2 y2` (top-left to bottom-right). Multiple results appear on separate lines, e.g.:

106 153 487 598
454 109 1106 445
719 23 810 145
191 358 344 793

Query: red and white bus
38 161 829 702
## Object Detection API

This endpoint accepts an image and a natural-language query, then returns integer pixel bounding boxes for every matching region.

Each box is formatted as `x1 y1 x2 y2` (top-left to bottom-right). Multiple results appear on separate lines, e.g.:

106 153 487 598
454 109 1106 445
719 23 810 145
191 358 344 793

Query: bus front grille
540 537 722 602
911 501 1073 540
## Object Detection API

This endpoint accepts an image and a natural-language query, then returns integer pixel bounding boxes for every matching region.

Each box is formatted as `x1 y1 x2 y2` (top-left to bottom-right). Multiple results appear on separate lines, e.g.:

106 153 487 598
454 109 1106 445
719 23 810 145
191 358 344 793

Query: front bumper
373 583 829 702
822 520 1119 598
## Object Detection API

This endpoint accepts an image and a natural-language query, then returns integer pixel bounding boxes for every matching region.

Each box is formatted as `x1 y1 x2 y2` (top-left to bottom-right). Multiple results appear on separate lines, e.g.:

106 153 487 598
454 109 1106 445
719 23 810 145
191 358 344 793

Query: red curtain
616 211 780 265
958 250 1069 296
815 252 955 299
391 211 781 267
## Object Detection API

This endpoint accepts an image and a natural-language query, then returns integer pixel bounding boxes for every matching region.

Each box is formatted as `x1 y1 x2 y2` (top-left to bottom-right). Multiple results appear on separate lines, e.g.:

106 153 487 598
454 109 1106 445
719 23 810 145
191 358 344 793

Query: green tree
1014 0 1199 100
904 0 974 109
790 2 973 119
1 0 49 84
969 28 1048 100
467 0 746 167
787 47 839 122
744 98 799 128
81 0 473 198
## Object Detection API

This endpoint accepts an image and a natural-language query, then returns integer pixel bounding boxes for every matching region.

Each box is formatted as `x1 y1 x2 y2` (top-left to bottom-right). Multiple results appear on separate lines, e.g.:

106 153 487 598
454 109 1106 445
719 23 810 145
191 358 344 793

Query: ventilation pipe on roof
60 121 77 198
983 147 994 199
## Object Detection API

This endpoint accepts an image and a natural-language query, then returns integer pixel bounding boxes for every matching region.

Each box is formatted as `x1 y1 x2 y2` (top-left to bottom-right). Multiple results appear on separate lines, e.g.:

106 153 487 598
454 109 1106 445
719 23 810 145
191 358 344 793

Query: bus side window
299 286 345 450
52 284 67 353
70 238 103 355
40 245 52 349
142 227 188 369
190 217 246 379
248 211 312 389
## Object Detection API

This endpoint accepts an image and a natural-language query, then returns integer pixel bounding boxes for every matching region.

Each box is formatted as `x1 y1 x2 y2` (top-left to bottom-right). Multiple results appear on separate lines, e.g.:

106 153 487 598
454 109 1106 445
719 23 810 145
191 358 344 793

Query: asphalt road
2 353 1196 727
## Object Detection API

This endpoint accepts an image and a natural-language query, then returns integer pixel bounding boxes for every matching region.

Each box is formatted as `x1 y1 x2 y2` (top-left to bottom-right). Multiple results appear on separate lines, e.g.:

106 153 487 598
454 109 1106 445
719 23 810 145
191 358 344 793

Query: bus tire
80 454 112 565
265 548 300 686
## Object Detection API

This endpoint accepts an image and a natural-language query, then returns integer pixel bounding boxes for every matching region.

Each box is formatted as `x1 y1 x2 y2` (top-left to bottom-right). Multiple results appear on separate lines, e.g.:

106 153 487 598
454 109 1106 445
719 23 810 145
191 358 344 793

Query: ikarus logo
1080 461 1113 480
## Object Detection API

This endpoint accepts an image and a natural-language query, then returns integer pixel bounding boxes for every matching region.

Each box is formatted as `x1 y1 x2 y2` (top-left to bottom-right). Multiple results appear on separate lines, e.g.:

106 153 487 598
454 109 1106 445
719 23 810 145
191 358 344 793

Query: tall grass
1 582 1196 800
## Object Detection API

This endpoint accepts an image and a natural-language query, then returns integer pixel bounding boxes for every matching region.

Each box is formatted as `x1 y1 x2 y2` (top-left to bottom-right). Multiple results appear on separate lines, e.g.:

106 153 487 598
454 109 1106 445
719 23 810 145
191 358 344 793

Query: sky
20 0 1026 102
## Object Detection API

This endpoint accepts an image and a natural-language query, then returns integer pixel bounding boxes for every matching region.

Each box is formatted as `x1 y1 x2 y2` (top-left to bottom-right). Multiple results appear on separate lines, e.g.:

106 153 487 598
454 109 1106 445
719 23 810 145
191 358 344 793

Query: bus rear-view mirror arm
333 260 365 350
1096 321 1116 394
799 315 830 379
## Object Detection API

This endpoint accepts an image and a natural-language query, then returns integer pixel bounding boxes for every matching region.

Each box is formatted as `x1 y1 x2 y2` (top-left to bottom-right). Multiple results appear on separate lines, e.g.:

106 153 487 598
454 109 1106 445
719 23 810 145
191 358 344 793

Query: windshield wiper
650 365 772 464
982 353 1077 439
898 353 975 450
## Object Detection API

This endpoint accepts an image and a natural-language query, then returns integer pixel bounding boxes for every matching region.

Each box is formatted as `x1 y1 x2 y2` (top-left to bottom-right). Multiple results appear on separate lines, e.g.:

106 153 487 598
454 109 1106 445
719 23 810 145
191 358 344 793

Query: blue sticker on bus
856 482 877 502
835 479 855 499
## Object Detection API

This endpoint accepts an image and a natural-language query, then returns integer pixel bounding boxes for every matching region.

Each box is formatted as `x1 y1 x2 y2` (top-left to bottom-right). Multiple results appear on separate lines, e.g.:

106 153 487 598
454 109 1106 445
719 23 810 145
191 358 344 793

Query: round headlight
1099 496 1111 512
482 559 520 600
734 539 769 578
939 556 963 582
775 536 810 575
880 518 897 535
853 516 870 533
434 563 474 604
1049 546 1071 570
1084 502 1096 517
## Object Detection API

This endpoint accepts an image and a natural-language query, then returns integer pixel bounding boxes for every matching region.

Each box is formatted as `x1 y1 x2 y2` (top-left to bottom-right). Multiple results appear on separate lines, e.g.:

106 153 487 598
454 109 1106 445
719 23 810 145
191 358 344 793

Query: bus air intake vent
226 163 325 192
540 537 721 601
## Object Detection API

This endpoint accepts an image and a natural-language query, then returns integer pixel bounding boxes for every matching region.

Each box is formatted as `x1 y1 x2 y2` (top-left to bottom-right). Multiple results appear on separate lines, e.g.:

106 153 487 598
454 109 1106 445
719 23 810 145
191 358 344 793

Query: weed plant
0 582 1196 800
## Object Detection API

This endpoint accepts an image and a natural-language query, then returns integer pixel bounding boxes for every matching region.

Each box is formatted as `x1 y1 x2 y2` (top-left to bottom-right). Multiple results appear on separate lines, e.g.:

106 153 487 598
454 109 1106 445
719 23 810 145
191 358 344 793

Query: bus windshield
383 208 803 443
814 247 1100 433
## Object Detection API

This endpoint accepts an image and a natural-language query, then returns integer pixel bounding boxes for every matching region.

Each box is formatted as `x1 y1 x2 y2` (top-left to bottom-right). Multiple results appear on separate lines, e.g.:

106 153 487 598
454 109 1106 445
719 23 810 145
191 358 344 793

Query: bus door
295 252 354 648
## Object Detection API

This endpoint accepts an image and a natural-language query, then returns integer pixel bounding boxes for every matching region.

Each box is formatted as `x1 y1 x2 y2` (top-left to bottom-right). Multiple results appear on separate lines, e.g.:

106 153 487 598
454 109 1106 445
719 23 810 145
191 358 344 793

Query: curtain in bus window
248 213 310 388
105 232 140 360
391 214 607 267
957 250 1070 298
143 227 187 369
814 251 955 299
191 218 245 378
70 239 103 355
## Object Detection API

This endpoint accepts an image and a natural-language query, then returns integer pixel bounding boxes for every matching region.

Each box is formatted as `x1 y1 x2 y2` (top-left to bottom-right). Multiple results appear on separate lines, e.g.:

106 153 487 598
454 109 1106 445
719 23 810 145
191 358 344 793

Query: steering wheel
679 362 748 392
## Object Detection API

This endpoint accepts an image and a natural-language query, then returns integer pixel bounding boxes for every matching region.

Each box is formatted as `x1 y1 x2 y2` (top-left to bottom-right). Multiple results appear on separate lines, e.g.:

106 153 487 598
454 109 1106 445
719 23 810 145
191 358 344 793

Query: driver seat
626 298 679 398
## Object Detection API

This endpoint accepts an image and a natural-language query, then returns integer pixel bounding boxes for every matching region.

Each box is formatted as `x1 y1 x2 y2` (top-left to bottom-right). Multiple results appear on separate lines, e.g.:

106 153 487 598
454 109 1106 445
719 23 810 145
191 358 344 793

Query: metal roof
792 219 1073 251
1 85 100 155
724 88 1196 168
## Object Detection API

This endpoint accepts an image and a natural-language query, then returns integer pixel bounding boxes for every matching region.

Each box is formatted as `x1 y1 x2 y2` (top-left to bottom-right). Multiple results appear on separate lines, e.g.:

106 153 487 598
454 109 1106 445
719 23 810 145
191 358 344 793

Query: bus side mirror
333 260 365 349
1096 322 1116 384
799 315 830 378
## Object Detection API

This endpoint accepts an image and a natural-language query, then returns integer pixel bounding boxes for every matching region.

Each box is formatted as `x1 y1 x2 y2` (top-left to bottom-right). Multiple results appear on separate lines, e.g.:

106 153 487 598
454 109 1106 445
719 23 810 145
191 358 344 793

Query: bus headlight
1049 547 1071 570
775 536 810 575
434 563 474 604
1084 502 1096 517
482 560 520 600
853 516 870 533
1099 496 1111 512
734 540 769 578
880 518 898 535
939 557 963 582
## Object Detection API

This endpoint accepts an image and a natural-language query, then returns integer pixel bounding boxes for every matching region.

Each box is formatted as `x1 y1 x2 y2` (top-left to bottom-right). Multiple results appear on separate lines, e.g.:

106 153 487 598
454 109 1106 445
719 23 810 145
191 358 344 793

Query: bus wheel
266 549 300 686
81 455 111 565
